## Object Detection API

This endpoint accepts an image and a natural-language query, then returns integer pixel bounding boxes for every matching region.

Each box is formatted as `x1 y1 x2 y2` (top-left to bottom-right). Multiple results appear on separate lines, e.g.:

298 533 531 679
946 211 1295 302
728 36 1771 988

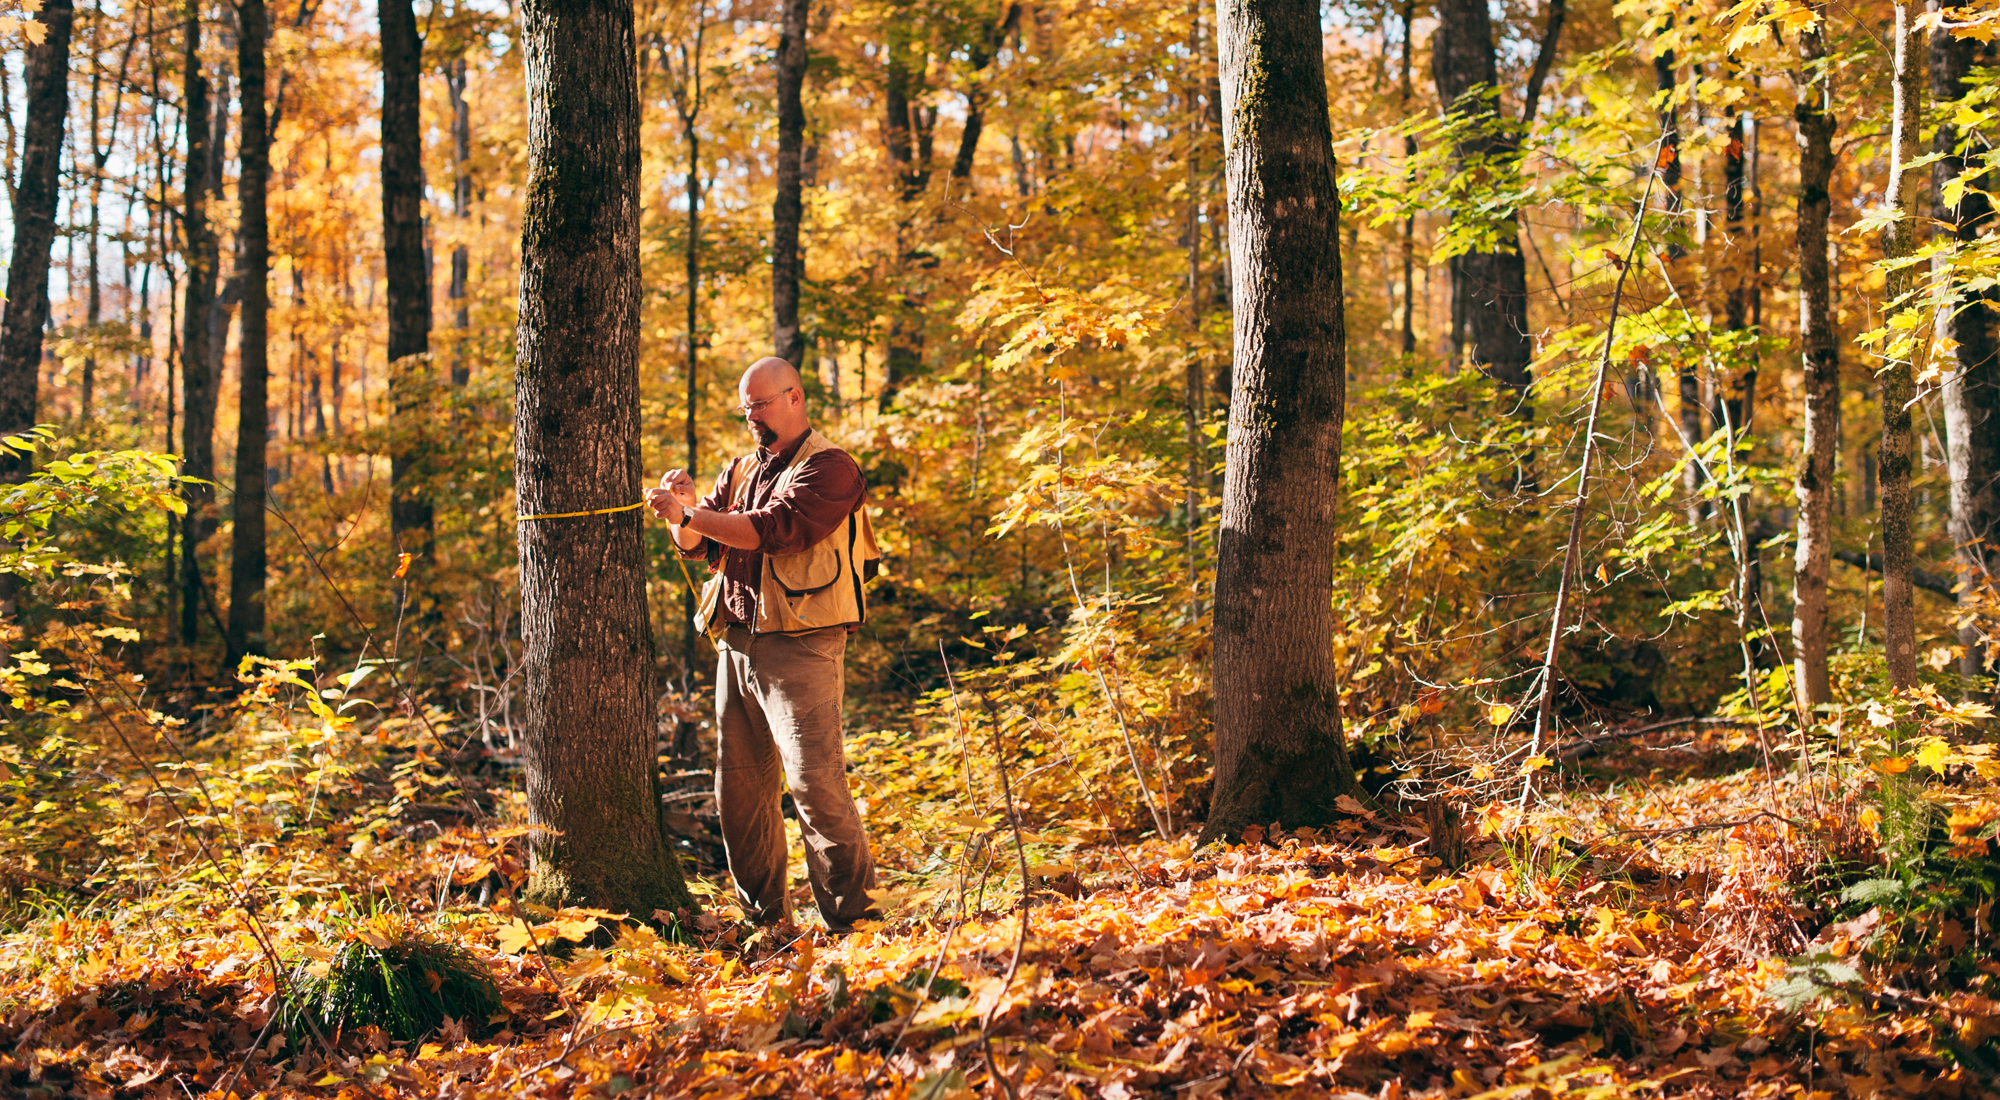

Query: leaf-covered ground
3 729 1993 1099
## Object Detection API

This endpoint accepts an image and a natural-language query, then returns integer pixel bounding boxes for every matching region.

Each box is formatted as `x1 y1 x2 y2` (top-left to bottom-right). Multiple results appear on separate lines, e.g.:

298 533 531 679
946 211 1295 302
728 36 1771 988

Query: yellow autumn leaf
1915 738 1956 773
495 919 537 955
1488 703 1514 727
21 18 45 45
545 915 601 942
1872 756 1913 775
1524 755 1553 771
658 955 691 984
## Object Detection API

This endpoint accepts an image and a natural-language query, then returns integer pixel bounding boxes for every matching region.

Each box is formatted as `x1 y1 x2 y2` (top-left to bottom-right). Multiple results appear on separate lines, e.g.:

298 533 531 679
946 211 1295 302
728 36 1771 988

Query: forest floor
1 725 1991 1099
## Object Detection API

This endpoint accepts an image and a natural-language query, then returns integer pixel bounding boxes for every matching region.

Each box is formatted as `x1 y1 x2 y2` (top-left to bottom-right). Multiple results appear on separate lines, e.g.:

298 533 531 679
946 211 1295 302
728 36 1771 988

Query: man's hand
646 470 698 522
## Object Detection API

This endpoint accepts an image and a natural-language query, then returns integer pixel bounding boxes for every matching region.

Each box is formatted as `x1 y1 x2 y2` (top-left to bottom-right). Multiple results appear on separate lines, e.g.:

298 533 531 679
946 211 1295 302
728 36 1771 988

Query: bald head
741 356 803 394
739 356 810 450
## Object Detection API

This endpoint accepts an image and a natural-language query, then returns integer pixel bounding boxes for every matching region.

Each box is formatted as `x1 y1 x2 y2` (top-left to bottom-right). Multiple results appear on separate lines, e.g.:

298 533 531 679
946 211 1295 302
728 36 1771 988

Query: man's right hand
647 469 699 522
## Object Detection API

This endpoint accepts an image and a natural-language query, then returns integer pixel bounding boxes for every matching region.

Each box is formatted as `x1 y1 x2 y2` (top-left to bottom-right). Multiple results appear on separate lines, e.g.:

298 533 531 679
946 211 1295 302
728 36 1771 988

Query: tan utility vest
693 430 882 636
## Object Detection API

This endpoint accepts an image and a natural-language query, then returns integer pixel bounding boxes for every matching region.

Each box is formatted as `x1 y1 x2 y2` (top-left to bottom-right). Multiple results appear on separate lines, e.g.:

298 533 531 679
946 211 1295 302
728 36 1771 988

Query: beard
750 420 779 448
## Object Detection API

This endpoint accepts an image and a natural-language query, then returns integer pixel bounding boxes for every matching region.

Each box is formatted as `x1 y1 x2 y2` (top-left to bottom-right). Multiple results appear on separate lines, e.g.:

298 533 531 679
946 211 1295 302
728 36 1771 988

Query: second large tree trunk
770 0 808 367
180 7 221 647
1791 10 1839 711
0 0 73 475
516 0 697 916
382 0 434 560
1202 0 1358 843
1935 30 2000 693
229 0 270 656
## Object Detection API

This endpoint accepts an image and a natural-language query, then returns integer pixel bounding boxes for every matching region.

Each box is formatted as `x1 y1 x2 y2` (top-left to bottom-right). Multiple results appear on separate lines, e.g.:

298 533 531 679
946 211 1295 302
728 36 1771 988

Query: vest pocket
771 541 842 595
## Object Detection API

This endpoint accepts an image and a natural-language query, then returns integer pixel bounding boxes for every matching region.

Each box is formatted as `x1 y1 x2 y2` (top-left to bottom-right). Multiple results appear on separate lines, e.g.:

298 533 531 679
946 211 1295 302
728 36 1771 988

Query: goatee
751 422 779 447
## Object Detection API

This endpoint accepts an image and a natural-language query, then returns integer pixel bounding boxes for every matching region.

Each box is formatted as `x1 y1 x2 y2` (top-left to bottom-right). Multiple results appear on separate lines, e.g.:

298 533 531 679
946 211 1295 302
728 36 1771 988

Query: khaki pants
714 624 876 928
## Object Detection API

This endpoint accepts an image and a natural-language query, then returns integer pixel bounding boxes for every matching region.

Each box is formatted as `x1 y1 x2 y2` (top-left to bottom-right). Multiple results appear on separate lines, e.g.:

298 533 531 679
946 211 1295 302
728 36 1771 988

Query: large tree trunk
382 0 433 560
228 0 270 657
1880 0 1927 691
516 0 697 916
1791 10 1839 711
180 7 220 647
1934 30 2000 692
0 0 73 473
1431 0 1531 399
771 0 808 366
1201 0 1357 843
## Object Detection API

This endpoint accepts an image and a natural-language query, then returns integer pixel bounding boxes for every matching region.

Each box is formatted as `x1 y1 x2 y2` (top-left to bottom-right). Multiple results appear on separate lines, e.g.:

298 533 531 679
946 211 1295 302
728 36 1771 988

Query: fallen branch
1554 716 1748 759
1833 549 1956 598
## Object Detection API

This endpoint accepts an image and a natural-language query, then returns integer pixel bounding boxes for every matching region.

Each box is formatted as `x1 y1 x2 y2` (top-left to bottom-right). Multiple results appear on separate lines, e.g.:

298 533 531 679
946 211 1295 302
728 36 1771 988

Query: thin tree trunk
516 0 697 916
0 0 74 472
448 55 472 386
228 0 270 656
180 4 218 647
947 4 1020 184
1185 0 1205 622
1655 44 1684 261
771 0 808 366
382 0 433 560
1398 0 1416 357
1717 113 1760 433
1880 0 1927 691
1934 28 2000 693
83 9 103 424
879 25 934 413
1791 8 1839 711
1202 0 1358 843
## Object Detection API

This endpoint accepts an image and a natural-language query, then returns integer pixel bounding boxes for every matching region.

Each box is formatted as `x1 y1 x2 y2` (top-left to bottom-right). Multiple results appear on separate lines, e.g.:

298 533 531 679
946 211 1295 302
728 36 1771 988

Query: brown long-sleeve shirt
678 430 866 627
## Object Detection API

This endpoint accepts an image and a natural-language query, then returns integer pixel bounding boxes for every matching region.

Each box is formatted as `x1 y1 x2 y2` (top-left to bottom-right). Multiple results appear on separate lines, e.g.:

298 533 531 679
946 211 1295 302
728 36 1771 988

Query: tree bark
382 0 434 560
180 4 220 647
1791 10 1839 711
0 0 72 474
1934 29 2000 692
1185 0 1206 620
448 54 472 386
1880 0 1926 691
1716 113 1759 434
1431 0 1531 398
771 0 808 366
1398 0 1416 356
1202 0 1358 843
516 0 697 916
229 0 270 657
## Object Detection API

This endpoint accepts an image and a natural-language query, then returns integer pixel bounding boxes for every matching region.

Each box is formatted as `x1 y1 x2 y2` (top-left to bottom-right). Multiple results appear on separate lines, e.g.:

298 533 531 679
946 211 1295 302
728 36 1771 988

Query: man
646 357 881 933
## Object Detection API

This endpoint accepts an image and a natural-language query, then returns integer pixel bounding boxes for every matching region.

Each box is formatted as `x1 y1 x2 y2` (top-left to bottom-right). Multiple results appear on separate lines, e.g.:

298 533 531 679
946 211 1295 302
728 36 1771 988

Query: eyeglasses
736 387 795 416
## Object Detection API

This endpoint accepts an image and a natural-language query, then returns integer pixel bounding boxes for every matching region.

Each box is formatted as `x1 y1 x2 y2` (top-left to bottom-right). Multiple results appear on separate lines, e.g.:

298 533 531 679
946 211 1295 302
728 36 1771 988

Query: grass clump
283 915 503 1044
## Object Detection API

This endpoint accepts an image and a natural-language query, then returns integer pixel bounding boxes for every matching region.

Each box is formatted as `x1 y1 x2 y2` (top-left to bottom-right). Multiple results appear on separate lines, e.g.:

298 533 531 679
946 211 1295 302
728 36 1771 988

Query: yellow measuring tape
518 499 713 626
516 500 648 521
